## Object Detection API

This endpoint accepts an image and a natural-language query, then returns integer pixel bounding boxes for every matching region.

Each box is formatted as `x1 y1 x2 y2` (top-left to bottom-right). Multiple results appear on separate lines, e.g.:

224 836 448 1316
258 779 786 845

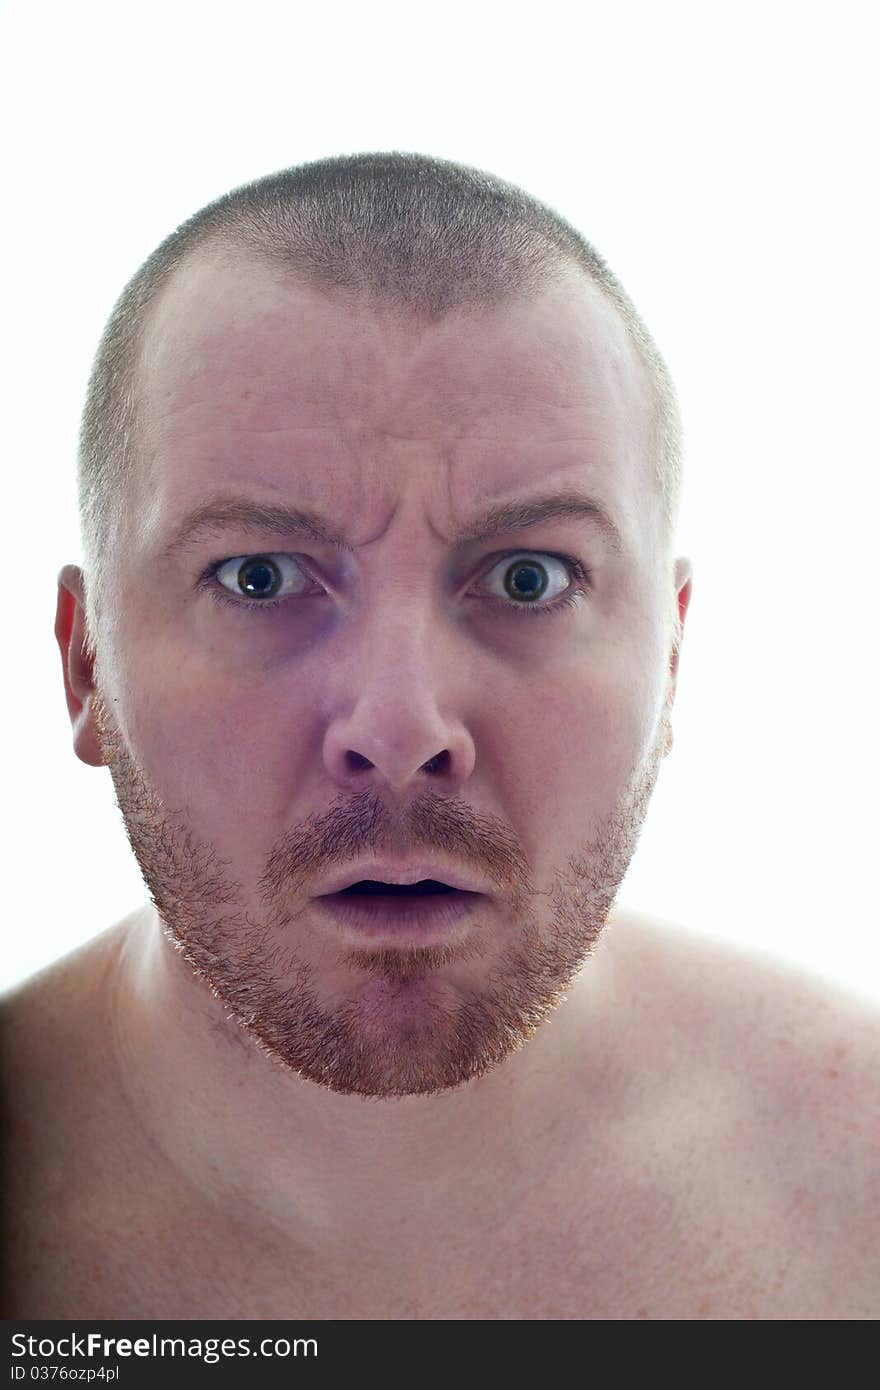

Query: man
2 152 878 1320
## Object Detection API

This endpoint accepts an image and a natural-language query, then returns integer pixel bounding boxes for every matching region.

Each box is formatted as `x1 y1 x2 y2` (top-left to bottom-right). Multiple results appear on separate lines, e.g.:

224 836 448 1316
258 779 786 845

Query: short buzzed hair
77 150 683 647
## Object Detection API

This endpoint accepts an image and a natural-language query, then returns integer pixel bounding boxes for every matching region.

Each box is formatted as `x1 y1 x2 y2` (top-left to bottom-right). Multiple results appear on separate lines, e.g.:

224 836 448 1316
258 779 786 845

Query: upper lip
313 860 490 897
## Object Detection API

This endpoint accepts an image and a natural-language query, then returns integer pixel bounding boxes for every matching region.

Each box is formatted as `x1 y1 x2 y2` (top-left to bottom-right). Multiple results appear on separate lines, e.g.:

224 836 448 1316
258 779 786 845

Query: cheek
516 666 656 804
500 628 664 806
112 643 301 832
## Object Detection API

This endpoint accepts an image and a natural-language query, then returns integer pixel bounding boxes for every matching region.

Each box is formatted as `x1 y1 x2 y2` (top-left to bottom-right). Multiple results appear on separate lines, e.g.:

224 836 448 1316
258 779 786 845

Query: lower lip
313 890 486 939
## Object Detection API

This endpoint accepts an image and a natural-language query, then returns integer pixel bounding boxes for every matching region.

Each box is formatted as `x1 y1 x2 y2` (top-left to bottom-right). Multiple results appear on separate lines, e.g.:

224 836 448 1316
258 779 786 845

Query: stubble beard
92 691 668 1100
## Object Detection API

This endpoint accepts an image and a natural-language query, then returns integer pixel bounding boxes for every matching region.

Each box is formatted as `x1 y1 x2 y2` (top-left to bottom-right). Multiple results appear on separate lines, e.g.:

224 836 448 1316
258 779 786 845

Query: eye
212 553 313 603
476 552 588 619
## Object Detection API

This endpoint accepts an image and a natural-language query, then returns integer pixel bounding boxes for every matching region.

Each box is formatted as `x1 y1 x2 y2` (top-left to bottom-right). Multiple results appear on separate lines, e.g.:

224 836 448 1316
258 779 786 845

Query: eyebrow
159 489 624 559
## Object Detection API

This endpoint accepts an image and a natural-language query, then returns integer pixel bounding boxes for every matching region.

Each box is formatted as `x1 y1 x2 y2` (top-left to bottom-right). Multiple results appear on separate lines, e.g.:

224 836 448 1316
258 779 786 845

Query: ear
55 565 105 767
664 557 693 755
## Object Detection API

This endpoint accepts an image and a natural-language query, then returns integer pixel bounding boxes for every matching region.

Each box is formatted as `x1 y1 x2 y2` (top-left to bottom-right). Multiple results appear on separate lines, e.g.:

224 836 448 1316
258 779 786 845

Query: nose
322 662 476 796
317 570 479 799
326 722 475 797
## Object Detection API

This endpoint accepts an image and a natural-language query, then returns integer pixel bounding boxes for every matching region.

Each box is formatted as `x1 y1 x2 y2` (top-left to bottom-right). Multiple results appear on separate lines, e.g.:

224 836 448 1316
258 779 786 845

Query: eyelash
200 552 591 621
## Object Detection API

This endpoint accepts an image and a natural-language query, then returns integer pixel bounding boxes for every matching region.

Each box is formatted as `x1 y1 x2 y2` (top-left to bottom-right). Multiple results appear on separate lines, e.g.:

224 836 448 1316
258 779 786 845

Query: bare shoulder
608 908 880 1317
0 912 144 1317
0 916 132 1081
0 910 147 1142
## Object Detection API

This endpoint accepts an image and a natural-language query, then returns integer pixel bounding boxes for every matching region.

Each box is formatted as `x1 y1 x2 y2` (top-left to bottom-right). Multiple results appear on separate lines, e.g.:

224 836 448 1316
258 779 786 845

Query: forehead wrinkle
141 255 649 446
133 260 656 569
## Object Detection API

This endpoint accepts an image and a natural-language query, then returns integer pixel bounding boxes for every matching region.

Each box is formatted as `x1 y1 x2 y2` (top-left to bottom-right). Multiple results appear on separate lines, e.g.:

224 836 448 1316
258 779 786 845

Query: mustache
258 788 530 902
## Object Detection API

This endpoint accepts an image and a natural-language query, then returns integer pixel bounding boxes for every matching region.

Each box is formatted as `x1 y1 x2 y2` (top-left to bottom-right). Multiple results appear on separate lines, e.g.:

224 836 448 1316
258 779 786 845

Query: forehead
132 251 657 548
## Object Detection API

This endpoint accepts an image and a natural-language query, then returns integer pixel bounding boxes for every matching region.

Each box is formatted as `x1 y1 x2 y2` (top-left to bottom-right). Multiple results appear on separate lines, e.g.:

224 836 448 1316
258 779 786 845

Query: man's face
85 252 688 1098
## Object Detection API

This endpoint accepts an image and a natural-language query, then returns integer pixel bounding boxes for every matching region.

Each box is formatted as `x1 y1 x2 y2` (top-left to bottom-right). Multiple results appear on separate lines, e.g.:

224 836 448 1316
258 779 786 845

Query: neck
106 903 627 1251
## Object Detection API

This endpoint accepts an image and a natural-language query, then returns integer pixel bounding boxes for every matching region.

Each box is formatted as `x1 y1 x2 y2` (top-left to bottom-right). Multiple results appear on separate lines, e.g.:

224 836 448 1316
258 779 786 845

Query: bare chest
1 1169 828 1321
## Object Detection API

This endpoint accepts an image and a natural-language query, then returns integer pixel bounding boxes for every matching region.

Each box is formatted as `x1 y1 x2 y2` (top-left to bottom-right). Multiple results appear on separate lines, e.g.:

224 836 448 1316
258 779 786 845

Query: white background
3 2 877 997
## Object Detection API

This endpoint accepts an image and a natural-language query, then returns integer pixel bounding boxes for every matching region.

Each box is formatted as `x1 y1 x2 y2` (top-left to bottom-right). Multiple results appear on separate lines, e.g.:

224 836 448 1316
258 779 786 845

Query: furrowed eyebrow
446 492 622 553
159 489 623 559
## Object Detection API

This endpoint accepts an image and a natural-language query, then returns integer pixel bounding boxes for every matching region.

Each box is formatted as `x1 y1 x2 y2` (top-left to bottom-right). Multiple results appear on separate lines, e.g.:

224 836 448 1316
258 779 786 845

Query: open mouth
337 879 459 898
316 879 484 936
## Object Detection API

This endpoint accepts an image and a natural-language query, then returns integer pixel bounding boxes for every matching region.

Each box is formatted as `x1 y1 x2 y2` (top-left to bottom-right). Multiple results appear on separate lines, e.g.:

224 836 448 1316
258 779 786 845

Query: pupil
239 558 279 597
507 561 546 600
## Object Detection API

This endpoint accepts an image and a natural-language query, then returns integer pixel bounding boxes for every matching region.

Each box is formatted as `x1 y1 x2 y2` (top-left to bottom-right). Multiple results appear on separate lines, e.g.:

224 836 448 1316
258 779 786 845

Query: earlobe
55 565 105 768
